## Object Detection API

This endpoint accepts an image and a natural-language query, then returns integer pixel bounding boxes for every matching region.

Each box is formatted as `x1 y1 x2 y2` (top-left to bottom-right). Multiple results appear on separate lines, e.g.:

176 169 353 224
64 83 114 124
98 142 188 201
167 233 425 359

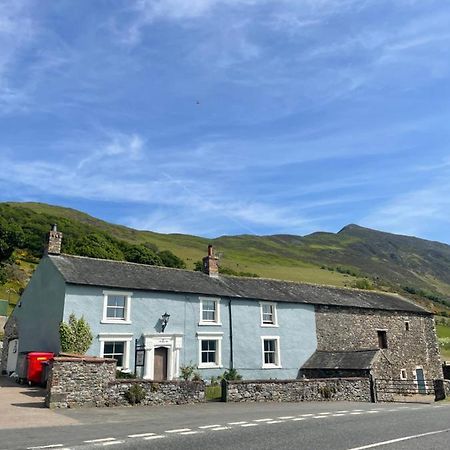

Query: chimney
202 245 219 277
45 224 63 255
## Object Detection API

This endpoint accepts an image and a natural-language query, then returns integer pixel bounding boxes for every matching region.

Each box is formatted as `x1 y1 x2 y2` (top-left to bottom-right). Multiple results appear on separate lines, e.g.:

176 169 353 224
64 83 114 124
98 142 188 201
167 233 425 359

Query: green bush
59 314 93 355
222 368 242 381
125 384 146 405
352 278 374 290
116 370 135 379
180 363 197 380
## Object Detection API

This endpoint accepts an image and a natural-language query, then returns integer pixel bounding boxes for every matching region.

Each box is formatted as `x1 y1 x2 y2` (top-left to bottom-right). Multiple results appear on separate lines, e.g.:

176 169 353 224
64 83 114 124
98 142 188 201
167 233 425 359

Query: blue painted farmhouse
2 226 443 385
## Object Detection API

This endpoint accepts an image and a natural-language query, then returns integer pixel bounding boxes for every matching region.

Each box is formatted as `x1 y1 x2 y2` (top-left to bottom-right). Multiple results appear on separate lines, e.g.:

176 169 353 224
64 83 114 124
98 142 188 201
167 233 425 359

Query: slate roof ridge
47 253 428 314
314 349 379 354
50 253 197 274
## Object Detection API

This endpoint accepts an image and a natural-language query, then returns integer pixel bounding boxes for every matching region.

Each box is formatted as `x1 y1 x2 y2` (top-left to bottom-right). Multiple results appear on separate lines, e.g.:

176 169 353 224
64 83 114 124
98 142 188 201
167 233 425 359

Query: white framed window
199 297 221 326
99 333 133 370
260 302 278 327
196 332 223 368
102 291 132 324
400 369 407 380
261 336 281 369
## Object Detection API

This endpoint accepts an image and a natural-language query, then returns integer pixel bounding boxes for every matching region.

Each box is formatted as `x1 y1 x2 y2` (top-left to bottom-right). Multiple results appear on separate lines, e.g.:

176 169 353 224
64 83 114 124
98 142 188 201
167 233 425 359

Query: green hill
1 201 450 320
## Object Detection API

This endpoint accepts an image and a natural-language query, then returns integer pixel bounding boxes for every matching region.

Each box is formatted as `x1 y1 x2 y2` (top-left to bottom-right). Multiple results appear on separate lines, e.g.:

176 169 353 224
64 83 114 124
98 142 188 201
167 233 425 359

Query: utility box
27 352 54 385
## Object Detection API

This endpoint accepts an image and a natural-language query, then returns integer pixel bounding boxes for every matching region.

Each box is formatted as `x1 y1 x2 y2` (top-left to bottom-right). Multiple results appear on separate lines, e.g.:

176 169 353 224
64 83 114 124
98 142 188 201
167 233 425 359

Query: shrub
59 314 93 355
180 363 197 381
352 278 374 290
222 368 242 381
192 371 203 382
116 370 135 379
125 384 146 405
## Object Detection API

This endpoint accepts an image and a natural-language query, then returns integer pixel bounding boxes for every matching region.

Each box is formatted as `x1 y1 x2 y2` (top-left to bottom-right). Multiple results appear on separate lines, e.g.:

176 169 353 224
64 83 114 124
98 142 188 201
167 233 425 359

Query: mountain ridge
1 201 450 317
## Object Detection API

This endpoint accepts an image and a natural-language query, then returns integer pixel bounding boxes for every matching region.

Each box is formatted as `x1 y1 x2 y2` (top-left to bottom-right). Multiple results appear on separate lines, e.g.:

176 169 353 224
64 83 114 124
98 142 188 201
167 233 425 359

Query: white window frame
261 336 281 369
260 302 278 327
199 297 221 326
101 290 132 324
400 369 407 380
99 333 133 370
196 331 223 368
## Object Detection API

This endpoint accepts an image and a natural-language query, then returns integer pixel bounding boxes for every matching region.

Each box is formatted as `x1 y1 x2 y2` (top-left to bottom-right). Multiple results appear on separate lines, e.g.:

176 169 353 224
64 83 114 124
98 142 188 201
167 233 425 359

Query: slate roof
301 350 379 370
48 254 429 314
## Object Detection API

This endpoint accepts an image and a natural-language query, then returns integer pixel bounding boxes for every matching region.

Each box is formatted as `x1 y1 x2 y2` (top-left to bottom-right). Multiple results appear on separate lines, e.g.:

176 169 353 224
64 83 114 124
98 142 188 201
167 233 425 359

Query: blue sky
1 0 450 242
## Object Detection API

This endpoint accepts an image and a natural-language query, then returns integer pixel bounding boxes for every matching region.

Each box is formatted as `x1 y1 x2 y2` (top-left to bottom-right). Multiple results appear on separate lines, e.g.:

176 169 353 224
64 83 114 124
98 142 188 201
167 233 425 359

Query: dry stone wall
1 316 18 374
315 306 443 381
224 378 371 403
46 356 205 408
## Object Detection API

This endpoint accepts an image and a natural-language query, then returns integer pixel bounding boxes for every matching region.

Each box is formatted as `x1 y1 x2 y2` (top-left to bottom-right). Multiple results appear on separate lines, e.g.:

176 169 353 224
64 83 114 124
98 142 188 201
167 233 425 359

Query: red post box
26 352 54 385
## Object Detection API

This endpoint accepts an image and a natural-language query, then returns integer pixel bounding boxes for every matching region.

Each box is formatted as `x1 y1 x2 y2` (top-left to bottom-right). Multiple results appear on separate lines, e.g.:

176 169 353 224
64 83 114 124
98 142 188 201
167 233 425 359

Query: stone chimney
202 245 219 277
45 224 63 255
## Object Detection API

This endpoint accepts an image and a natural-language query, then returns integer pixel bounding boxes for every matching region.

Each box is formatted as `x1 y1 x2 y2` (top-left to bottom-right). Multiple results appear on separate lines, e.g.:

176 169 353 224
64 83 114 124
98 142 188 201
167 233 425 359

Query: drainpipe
228 298 234 370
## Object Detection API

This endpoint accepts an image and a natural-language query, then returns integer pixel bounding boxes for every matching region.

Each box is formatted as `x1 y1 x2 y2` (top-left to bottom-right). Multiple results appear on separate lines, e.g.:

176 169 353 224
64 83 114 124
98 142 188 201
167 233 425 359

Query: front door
416 368 426 394
154 347 168 381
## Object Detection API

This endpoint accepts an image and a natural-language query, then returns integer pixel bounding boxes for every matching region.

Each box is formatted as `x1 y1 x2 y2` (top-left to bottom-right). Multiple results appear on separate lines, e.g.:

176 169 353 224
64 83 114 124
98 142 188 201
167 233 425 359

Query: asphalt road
1 401 449 450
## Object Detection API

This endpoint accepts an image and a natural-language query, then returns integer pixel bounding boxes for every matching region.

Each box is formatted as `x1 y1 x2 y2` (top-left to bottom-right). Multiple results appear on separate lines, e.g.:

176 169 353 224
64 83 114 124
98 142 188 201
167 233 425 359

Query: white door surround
143 333 183 380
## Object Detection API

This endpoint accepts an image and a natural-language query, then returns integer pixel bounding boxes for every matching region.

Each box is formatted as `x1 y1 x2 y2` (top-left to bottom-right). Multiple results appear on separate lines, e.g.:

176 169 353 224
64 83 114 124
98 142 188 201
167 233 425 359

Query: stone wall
444 380 450 398
224 378 371 403
1 316 18 374
46 356 205 408
315 306 443 381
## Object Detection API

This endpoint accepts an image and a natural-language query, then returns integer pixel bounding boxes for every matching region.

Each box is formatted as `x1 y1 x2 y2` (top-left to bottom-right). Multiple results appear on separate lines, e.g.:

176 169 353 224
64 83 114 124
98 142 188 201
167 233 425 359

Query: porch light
161 312 170 332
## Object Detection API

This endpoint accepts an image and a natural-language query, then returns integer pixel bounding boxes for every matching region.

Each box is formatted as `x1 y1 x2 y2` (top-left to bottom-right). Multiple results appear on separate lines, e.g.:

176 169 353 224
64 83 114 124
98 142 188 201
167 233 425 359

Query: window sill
198 363 223 369
262 364 282 369
101 320 132 325
198 322 222 326
261 324 279 328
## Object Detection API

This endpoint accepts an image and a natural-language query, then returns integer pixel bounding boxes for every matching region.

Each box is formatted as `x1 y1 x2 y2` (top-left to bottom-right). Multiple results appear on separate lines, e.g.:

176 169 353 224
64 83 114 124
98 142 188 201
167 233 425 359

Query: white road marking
313 416 328 419
366 411 380 414
84 438 116 444
180 431 202 435
352 409 364 412
345 428 450 450
199 424 223 429
350 412 362 415
128 433 156 438
254 418 273 422
300 413 314 417
165 428 191 433
292 418 306 421
143 436 166 440
27 446 64 449
241 423 258 427
337 410 349 413
266 420 284 424
211 426 231 431
319 412 332 415
278 416 295 419
102 442 123 447
228 421 248 425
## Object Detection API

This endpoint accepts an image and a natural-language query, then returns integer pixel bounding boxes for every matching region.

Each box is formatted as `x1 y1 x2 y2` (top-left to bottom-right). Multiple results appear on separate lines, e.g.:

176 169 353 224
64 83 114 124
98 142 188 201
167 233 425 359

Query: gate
374 378 436 402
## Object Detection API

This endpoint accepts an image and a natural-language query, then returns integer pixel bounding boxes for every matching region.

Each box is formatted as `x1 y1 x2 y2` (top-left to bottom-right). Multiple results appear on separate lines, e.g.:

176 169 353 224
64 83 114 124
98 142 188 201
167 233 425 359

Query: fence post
434 379 445 401
369 375 377 403
221 379 228 402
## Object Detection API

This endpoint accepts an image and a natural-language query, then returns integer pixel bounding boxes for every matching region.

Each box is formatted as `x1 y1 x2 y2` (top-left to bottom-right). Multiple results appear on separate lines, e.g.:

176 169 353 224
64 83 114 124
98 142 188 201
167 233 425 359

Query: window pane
108 295 126 307
104 342 114 354
202 300 216 321
201 340 217 364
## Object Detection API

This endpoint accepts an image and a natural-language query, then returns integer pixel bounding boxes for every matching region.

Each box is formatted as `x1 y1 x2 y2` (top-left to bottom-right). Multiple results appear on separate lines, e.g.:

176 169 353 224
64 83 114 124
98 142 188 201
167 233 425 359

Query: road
1 401 449 450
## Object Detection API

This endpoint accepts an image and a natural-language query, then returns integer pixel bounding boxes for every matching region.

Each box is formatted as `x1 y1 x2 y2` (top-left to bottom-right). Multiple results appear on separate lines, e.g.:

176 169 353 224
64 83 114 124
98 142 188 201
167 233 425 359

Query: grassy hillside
1 201 450 320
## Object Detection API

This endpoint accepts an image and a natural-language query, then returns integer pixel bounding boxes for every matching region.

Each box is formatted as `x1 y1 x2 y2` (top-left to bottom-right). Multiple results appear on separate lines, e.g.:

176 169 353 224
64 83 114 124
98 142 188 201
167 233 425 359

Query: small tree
59 313 93 355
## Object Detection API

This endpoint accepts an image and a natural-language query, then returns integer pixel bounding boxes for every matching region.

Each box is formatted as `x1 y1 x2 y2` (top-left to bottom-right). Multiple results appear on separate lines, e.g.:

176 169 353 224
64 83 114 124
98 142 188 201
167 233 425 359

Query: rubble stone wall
224 378 371 403
315 306 443 381
46 356 205 408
